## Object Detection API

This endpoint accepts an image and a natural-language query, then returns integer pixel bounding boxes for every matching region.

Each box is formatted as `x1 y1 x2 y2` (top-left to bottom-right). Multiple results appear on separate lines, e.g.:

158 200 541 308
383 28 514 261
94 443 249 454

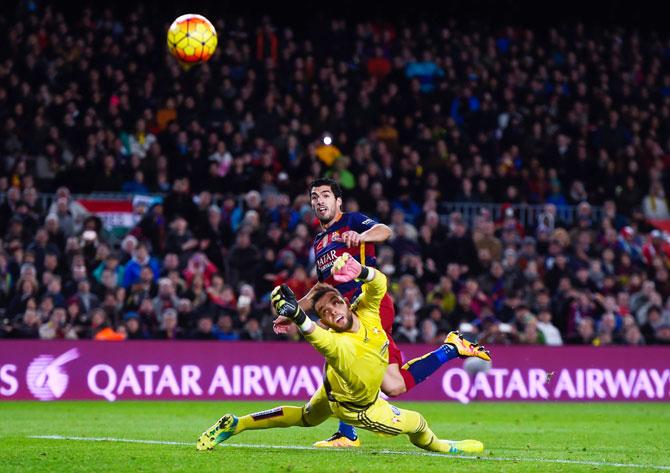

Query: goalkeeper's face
314 291 354 332
310 185 342 225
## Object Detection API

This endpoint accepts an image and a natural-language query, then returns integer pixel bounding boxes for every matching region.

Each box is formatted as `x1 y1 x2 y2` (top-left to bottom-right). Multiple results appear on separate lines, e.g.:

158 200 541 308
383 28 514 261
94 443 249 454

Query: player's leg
343 397 484 454
377 294 429 395
312 355 401 446
310 295 403 448
196 387 332 451
380 338 411 396
313 293 398 447
398 330 492 390
237 386 333 432
404 408 484 454
379 294 459 396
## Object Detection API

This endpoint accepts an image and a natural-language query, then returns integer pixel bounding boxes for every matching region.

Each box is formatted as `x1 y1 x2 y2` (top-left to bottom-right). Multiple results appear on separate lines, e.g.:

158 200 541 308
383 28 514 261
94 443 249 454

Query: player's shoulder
323 214 349 232
344 211 375 224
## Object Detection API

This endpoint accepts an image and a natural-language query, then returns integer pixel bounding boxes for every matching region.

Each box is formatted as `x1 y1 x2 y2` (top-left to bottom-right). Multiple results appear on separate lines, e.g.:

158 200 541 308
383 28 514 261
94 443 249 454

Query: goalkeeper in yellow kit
196 253 490 454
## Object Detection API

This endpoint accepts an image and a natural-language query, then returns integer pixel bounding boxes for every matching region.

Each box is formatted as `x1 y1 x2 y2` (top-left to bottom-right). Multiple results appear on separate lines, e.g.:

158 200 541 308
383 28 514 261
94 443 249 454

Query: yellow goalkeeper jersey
304 270 389 408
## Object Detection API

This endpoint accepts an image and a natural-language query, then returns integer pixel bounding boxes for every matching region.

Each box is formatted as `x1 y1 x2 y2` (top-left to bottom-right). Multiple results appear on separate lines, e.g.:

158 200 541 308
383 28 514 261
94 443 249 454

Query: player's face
310 185 341 225
315 292 353 332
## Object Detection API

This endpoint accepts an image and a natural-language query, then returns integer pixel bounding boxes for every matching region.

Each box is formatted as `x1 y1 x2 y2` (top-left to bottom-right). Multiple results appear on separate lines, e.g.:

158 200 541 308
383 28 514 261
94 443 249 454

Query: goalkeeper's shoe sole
447 439 485 454
196 414 238 451
445 331 491 361
313 432 361 448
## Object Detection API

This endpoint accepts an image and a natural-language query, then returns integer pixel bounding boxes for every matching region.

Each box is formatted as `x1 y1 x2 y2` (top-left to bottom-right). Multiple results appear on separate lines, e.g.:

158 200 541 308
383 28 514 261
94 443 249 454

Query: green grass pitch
1 401 668 472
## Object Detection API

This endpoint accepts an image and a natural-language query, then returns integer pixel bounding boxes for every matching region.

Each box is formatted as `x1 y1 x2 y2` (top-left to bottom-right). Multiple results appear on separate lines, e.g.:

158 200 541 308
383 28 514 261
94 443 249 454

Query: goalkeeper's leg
314 293 398 447
196 387 332 451
405 411 484 454
340 397 484 454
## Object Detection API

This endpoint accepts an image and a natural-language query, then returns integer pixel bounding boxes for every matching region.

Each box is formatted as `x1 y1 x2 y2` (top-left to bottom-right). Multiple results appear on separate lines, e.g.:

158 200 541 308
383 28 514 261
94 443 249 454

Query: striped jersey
313 212 378 302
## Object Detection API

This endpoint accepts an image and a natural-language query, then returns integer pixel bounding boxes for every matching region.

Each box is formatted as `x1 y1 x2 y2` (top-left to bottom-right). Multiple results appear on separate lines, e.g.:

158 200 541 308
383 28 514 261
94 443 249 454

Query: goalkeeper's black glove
271 284 307 325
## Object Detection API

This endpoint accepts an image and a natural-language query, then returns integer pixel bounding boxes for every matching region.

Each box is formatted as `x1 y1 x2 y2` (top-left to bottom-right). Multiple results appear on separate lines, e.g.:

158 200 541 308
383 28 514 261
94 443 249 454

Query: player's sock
408 422 442 451
402 409 446 452
401 344 458 385
407 413 483 454
410 425 457 453
337 421 358 441
235 406 306 433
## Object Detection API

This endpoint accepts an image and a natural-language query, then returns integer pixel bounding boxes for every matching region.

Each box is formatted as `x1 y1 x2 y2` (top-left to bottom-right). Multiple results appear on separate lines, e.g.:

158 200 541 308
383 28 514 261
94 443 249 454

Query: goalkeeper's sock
408 418 484 454
409 423 457 453
337 421 358 441
401 344 458 386
235 406 306 433
401 409 449 453
408 421 441 451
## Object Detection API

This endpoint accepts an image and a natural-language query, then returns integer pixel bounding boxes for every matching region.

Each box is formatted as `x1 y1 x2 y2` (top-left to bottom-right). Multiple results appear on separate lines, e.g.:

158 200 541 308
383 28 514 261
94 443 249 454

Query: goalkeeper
196 254 489 454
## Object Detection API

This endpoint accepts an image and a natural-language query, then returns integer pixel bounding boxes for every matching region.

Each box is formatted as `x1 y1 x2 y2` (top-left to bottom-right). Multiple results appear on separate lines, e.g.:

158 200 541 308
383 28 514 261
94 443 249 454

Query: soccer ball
463 357 492 377
167 14 217 68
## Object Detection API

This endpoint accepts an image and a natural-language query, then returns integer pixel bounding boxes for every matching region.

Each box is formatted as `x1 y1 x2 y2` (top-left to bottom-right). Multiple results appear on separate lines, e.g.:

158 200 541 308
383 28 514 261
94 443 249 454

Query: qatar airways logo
441 367 670 404
26 348 80 401
316 250 338 272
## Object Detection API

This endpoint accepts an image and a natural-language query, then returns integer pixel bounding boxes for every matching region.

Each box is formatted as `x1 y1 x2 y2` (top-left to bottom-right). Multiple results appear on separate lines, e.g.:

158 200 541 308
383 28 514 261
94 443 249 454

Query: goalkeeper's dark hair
309 178 343 200
309 283 345 316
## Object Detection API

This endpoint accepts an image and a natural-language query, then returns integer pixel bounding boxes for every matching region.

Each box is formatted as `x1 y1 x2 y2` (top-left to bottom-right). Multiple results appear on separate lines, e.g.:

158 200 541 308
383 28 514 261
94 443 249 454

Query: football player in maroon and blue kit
274 178 471 448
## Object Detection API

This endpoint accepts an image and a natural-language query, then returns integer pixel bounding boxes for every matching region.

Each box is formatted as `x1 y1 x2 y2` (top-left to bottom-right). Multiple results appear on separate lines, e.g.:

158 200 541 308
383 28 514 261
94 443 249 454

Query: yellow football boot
196 414 238 451
445 331 492 362
447 439 485 454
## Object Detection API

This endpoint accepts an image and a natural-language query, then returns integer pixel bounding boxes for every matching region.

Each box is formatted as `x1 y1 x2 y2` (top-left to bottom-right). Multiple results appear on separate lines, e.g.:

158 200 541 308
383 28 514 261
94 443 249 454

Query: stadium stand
2 1 670 346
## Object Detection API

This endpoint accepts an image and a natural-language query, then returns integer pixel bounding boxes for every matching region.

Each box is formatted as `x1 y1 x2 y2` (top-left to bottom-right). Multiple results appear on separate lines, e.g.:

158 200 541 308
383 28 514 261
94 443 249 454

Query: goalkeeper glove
271 284 307 326
332 253 371 283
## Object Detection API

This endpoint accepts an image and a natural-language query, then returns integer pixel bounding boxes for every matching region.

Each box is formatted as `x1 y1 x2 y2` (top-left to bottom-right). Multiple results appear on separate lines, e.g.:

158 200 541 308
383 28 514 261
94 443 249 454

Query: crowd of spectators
2 2 670 346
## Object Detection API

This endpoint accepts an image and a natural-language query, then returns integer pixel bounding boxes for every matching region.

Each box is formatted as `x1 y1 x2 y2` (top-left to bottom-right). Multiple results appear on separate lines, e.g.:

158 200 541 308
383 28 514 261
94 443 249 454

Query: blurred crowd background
2 0 670 346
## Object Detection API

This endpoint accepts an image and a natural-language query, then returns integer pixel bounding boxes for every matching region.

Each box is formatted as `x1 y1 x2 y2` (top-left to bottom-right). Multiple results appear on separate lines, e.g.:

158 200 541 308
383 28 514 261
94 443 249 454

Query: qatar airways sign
85 364 323 401
0 341 668 403
441 367 670 404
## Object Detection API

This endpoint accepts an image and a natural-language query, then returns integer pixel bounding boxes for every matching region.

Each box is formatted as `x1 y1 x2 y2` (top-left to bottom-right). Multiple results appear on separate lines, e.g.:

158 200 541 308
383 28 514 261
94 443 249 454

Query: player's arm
341 213 392 247
298 258 325 312
332 253 386 313
272 286 318 335
298 284 318 312
303 323 349 363
273 254 322 334
360 223 392 243
342 223 392 247
270 284 347 362
353 263 386 312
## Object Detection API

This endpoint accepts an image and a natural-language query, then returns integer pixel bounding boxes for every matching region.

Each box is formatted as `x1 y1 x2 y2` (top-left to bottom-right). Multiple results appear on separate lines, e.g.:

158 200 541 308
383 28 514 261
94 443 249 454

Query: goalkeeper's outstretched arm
270 255 384 362
271 284 317 334
271 284 346 363
331 253 386 316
